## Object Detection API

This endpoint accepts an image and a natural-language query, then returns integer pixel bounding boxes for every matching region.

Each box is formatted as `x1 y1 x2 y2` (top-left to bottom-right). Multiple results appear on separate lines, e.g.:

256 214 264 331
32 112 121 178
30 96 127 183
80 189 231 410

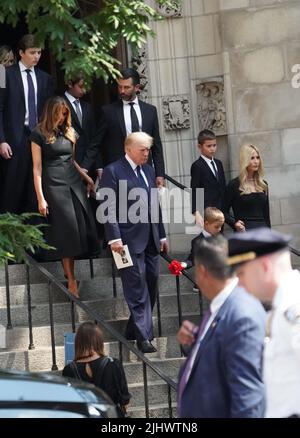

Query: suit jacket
63 96 96 167
191 156 226 213
179 286 266 418
99 156 166 255
0 64 53 149
185 232 205 269
82 99 165 177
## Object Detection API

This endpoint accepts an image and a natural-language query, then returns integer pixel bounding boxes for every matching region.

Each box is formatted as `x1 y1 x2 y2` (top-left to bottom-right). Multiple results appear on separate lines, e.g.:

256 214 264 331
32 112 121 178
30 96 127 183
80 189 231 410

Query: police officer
227 227 300 418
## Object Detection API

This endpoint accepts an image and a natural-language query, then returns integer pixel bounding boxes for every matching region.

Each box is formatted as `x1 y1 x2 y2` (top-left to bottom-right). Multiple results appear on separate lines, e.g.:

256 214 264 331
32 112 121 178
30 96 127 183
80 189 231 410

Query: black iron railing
3 255 177 418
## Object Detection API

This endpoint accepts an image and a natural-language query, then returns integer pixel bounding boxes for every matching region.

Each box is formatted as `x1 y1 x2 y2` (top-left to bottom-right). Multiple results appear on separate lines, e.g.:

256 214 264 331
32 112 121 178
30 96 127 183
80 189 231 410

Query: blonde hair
125 132 153 150
204 207 224 224
38 96 76 145
239 144 267 195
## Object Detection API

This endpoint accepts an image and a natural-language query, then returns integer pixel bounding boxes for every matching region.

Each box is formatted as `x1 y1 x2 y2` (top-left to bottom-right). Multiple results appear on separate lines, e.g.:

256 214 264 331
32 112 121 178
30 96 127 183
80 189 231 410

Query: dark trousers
120 234 159 342
0 129 36 214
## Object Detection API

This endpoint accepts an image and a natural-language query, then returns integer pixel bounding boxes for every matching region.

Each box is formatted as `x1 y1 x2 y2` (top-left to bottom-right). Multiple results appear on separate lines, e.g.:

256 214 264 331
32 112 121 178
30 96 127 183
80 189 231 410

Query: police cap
227 227 291 266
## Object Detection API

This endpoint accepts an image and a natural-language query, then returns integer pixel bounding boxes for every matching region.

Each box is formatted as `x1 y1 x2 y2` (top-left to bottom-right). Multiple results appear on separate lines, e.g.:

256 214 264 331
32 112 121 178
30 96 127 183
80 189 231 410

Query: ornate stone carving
162 95 190 131
157 2 182 18
196 77 227 136
131 46 149 101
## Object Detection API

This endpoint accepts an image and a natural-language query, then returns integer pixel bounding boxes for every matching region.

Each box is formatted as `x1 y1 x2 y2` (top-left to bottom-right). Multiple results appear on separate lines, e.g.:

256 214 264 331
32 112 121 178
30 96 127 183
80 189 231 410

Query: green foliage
0 213 54 264
0 0 180 86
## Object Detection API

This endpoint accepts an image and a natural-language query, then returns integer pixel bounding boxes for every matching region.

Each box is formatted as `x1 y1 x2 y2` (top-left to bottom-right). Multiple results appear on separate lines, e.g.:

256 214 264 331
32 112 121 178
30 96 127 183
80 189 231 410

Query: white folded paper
112 245 133 269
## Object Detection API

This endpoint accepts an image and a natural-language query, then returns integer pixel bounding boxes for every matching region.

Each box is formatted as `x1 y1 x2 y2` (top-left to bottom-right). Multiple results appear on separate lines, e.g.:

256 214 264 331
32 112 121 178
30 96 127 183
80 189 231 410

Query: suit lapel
13 65 25 107
186 289 237 386
35 68 43 114
139 100 147 131
64 95 82 132
120 158 149 209
199 156 218 182
115 101 127 138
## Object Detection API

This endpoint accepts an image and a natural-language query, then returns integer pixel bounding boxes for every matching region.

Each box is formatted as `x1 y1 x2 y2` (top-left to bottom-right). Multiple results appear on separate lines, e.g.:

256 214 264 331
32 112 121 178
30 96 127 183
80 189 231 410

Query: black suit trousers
0 128 36 214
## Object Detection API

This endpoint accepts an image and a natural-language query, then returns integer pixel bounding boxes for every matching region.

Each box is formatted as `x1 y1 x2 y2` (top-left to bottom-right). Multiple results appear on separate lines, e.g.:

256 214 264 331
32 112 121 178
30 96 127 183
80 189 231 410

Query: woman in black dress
225 144 270 231
31 96 98 298
62 322 131 417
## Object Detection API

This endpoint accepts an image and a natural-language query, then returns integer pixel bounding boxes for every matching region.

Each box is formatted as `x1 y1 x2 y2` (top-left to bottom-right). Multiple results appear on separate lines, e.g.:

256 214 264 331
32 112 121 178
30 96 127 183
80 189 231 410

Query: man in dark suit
0 34 53 214
177 235 266 418
98 132 168 353
63 73 97 168
81 68 165 188
191 129 226 227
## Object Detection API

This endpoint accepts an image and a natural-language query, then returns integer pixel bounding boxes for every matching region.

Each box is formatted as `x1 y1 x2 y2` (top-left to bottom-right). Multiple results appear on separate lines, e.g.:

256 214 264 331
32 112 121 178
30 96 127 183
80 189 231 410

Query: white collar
65 91 78 104
273 270 300 309
202 229 211 238
125 153 139 172
201 154 215 166
210 278 238 315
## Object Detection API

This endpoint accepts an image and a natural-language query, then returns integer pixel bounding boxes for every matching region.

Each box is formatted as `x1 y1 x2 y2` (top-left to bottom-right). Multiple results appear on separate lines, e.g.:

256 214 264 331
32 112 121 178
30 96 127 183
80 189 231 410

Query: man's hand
0 142 12 159
234 220 245 232
156 176 165 188
160 240 169 253
177 320 197 346
110 240 124 254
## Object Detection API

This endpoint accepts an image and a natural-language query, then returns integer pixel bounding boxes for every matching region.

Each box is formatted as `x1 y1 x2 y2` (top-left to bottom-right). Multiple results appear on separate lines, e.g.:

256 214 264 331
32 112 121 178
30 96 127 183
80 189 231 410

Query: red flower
168 260 184 276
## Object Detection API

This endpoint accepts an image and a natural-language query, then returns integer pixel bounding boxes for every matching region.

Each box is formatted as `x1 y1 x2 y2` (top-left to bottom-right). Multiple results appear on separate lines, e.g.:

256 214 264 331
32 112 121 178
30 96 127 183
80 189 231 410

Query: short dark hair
197 129 216 145
194 235 234 280
66 72 85 86
120 68 140 86
18 34 41 52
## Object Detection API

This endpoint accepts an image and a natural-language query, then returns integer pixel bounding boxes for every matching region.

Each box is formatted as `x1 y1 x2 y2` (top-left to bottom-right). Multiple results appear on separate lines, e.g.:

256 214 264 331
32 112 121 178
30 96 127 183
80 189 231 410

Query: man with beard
81 68 165 188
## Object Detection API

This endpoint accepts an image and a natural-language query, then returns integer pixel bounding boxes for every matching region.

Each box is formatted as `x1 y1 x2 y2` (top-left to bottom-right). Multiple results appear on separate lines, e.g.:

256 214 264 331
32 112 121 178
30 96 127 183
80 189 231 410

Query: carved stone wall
196 77 227 136
131 46 149 101
162 95 190 131
157 3 182 18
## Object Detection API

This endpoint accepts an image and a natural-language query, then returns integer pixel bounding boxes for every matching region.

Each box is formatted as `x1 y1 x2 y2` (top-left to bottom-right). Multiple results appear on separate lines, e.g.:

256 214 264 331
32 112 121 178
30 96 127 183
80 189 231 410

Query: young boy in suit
191 130 226 227
182 207 225 270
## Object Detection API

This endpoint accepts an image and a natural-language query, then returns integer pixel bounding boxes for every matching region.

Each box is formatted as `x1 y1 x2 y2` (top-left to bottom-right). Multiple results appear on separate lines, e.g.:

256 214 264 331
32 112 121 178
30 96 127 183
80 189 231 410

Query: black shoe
137 340 157 353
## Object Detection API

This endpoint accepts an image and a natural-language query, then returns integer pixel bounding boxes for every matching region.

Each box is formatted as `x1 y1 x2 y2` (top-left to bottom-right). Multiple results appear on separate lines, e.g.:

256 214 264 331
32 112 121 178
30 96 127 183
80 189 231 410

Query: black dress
225 177 271 230
62 356 131 412
30 128 99 260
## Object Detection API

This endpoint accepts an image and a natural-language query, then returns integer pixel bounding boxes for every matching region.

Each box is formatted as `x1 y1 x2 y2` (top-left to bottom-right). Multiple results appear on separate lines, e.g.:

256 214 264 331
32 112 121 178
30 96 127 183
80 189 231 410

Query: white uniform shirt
264 269 300 418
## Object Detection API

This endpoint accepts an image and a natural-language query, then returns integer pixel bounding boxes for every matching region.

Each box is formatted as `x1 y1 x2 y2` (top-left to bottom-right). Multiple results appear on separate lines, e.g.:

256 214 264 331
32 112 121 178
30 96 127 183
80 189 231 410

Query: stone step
3 302 194 352
127 403 177 418
128 380 177 408
0 337 184 372
0 274 196 306
0 258 112 286
0 253 191 286
0 287 205 330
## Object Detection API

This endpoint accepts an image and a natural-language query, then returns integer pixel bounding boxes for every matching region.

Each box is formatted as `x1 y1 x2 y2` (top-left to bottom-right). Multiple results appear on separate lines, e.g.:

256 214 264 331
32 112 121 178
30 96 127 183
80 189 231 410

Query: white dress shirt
123 97 142 135
184 278 238 383
19 61 38 126
65 91 82 115
201 154 218 178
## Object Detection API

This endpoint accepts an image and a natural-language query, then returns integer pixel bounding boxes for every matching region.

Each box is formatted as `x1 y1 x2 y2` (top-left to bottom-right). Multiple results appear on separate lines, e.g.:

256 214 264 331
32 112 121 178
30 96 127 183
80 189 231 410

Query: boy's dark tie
74 99 82 126
25 69 37 130
211 159 219 180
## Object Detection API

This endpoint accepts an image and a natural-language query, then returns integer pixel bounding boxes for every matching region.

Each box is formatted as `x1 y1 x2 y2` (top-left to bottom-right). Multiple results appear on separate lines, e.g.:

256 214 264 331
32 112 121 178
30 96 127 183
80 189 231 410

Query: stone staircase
0 256 208 418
